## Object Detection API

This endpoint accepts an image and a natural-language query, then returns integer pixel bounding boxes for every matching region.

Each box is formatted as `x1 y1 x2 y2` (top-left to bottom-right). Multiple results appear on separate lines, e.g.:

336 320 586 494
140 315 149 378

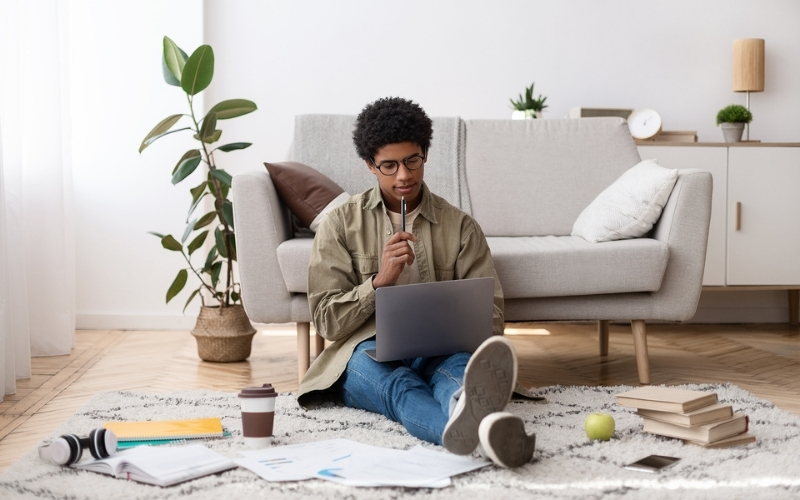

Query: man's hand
372 231 416 288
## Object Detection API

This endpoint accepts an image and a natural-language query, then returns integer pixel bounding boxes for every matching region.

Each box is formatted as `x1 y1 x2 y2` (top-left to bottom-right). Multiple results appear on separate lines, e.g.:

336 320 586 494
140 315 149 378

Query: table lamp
732 38 765 141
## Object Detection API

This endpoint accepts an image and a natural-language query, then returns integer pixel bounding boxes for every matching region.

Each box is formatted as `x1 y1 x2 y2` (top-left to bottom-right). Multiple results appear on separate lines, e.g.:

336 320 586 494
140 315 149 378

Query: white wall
71 0 800 329
69 1 204 329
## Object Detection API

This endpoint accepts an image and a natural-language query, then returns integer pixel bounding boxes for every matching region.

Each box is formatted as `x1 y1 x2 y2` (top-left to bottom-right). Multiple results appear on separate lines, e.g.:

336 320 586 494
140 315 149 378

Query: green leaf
171 154 203 185
162 36 188 86
183 288 200 313
211 168 233 187
204 247 218 272
160 234 183 251
229 233 237 261
181 45 214 96
231 291 240 303
148 231 165 239
187 191 207 219
210 261 223 287
199 112 218 143
139 114 185 152
222 200 234 228
193 129 222 144
208 99 257 120
215 142 252 153
181 218 197 243
166 269 188 303
207 175 218 197
195 211 217 229
190 181 207 204
215 228 228 259
173 149 201 176
187 230 209 256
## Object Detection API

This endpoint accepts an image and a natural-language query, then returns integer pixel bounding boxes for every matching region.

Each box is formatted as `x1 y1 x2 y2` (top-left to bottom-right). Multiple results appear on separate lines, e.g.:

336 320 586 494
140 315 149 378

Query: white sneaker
442 336 518 455
479 412 536 468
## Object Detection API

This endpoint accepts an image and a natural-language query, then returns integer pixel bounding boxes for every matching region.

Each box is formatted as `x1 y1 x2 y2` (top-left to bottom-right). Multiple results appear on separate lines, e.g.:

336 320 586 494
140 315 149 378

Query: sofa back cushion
464 118 642 237
290 114 471 212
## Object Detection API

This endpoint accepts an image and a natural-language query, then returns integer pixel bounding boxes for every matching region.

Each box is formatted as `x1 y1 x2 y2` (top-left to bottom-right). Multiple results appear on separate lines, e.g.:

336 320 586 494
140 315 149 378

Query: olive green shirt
298 182 504 406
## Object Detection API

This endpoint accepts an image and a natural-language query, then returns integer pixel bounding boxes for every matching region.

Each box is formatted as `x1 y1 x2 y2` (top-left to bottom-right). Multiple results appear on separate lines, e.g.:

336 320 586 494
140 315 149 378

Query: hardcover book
642 413 749 443
636 402 733 427
616 386 718 413
684 432 756 449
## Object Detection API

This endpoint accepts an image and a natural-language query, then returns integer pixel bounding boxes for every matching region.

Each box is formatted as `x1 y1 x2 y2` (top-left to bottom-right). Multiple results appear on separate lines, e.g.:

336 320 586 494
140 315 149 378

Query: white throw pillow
572 159 678 243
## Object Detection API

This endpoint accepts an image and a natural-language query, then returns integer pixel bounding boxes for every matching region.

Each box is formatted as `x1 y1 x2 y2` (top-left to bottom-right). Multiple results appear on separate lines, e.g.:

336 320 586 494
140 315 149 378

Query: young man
298 97 535 467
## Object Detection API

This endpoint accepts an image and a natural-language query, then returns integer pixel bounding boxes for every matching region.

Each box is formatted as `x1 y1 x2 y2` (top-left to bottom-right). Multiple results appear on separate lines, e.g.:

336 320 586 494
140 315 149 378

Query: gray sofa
232 116 712 385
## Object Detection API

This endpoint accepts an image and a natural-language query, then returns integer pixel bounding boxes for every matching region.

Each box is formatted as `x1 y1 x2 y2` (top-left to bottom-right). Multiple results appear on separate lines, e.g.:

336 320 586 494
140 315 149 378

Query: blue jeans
337 339 469 445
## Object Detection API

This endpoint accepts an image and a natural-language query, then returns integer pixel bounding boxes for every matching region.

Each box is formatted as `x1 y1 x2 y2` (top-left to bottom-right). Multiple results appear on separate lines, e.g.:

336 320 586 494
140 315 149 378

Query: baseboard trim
77 314 197 331
689 308 790 324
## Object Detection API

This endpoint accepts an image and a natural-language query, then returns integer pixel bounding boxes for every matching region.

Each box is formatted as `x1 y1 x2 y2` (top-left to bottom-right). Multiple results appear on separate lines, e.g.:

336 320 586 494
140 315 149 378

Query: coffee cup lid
238 384 277 398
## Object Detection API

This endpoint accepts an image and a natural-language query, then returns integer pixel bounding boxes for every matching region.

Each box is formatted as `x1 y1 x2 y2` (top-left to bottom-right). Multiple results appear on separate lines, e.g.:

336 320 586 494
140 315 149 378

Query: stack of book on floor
616 386 755 448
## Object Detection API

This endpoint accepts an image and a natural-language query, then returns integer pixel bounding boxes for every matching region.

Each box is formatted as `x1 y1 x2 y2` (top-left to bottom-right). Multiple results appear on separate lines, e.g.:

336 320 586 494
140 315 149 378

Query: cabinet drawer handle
735 202 742 231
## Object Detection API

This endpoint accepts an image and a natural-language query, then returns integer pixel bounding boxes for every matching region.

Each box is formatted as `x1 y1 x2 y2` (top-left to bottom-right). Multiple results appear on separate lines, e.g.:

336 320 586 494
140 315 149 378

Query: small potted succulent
510 82 548 119
716 104 752 143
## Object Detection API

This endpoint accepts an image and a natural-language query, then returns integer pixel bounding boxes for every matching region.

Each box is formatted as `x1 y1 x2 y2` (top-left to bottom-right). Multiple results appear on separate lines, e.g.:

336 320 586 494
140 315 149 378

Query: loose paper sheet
234 438 489 488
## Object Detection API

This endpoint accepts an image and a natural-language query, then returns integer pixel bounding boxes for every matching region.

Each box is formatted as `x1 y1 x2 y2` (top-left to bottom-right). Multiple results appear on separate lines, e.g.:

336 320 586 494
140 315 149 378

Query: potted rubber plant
716 104 752 143
510 82 548 119
140 36 258 362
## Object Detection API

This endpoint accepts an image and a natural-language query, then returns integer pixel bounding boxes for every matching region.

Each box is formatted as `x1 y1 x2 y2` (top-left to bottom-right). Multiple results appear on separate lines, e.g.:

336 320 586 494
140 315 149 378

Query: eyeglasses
370 154 426 176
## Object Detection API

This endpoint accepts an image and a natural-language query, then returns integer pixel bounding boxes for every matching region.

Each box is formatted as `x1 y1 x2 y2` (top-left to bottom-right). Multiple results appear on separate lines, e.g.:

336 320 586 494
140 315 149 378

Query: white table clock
627 108 662 140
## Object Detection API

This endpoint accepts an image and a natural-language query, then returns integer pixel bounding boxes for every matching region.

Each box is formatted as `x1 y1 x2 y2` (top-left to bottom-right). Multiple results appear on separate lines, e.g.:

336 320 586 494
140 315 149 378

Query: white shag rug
1 383 799 500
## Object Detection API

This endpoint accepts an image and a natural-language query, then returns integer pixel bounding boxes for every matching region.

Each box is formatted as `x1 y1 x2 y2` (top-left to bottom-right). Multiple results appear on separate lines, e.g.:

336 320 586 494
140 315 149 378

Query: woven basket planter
191 304 256 362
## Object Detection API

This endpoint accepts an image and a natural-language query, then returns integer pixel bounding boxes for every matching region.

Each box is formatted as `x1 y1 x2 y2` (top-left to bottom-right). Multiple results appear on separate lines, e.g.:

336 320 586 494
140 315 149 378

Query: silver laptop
366 277 495 362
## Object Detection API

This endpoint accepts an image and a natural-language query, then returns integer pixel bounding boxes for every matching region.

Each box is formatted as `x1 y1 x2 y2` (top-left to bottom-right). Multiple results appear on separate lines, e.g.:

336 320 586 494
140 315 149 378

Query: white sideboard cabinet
637 143 800 324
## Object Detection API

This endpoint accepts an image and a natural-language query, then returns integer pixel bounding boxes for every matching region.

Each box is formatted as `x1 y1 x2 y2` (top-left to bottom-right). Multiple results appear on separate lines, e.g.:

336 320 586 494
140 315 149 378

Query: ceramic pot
511 109 541 120
721 122 745 143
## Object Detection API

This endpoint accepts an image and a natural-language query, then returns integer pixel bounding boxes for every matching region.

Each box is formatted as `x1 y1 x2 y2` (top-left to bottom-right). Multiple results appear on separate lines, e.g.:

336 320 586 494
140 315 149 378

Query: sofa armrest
649 168 713 320
232 170 295 323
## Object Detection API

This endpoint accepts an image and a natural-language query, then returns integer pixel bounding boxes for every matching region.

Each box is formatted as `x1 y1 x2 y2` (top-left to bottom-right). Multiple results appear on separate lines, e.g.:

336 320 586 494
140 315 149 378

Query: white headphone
38 429 118 465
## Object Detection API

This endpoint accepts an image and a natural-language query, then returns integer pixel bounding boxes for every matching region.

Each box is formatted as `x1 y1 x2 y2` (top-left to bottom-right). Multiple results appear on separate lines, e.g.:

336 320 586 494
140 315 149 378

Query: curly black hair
352 97 433 161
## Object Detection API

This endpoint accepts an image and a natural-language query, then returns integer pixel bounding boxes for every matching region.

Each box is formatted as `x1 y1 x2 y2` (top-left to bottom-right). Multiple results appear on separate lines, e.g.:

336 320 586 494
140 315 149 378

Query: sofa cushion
464 118 642 237
264 161 349 231
487 235 669 299
571 158 678 243
276 238 314 293
277 235 669 298
291 115 471 212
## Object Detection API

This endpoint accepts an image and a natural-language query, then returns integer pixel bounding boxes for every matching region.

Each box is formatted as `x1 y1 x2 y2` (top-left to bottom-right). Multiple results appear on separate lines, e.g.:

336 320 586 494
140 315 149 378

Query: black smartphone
624 455 680 473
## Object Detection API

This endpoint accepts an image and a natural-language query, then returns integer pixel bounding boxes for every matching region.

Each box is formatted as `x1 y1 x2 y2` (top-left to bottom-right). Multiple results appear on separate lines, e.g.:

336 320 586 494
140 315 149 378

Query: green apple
585 412 615 441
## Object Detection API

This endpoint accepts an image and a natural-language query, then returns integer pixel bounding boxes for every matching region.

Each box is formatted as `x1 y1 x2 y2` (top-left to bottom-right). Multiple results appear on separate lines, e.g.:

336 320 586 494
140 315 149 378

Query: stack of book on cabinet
616 386 755 449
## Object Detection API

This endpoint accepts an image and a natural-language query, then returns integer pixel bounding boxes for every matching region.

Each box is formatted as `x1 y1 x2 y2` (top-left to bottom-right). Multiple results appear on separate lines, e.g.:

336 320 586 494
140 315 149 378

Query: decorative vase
191 304 256 362
511 109 540 120
720 122 745 143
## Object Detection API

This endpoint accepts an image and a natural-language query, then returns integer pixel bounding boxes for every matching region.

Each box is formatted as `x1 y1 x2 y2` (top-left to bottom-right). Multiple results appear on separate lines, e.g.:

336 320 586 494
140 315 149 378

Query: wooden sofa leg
313 331 325 357
631 320 651 385
297 322 310 381
598 320 610 356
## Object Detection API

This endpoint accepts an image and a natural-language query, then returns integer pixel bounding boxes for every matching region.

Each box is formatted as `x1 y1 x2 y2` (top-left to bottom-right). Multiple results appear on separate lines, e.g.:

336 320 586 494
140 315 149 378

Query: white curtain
0 0 76 399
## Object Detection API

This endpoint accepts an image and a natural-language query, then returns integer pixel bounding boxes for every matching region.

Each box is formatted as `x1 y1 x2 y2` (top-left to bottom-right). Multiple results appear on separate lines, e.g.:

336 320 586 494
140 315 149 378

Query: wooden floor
1 322 799 473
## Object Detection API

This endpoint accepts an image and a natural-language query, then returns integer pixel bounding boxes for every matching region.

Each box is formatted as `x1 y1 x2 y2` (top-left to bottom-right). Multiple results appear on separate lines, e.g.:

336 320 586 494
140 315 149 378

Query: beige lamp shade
733 38 765 92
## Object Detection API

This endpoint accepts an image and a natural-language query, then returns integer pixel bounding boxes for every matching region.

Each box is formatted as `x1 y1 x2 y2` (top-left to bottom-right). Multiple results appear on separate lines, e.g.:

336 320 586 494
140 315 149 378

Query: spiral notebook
103 417 224 442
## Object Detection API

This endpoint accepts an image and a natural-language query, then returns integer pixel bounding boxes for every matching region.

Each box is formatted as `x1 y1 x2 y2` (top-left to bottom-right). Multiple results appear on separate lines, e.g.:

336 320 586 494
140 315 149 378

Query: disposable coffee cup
238 383 277 448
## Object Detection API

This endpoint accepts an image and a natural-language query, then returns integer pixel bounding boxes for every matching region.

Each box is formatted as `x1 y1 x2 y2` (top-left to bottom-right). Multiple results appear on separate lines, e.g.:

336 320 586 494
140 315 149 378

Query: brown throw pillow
264 161 346 229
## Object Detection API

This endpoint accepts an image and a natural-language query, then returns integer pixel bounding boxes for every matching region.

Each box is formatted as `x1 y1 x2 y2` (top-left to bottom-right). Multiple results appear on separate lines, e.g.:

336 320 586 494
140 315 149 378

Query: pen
401 196 406 233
